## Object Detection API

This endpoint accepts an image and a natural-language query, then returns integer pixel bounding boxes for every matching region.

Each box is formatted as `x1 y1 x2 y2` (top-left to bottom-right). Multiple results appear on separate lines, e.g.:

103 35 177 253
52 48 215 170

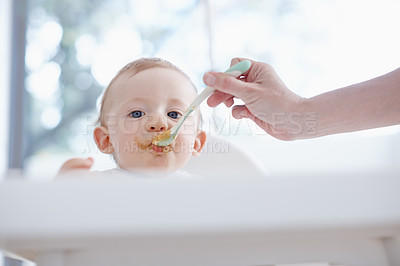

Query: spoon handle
170 60 252 133
188 60 252 110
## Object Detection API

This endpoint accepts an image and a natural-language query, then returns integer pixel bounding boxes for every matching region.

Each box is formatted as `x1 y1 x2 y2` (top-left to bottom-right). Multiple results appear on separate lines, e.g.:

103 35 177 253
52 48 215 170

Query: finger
203 71 250 100
207 91 232 107
230 58 241 67
231 105 256 120
223 96 235 107
231 106 275 138
230 57 256 76
231 106 291 140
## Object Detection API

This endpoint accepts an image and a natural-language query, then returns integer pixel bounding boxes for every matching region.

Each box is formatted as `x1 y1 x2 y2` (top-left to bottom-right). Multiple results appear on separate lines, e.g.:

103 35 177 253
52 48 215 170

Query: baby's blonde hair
97 57 198 126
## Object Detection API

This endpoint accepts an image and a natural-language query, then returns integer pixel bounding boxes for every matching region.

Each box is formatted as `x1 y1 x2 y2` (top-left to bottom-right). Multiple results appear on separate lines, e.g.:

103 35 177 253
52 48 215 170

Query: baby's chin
117 152 191 176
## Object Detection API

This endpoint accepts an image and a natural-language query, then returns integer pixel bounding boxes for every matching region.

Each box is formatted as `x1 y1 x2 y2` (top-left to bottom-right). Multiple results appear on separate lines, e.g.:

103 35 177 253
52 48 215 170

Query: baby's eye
167 111 182 119
129 110 145 118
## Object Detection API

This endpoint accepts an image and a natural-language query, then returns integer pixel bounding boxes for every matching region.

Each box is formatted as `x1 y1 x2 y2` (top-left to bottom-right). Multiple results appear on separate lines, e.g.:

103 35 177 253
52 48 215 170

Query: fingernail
204 73 216 86
239 110 246 118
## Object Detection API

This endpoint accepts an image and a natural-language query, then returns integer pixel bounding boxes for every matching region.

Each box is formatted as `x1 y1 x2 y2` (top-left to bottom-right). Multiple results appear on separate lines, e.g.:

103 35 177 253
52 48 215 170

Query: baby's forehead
129 67 194 85
104 67 197 109
121 67 195 92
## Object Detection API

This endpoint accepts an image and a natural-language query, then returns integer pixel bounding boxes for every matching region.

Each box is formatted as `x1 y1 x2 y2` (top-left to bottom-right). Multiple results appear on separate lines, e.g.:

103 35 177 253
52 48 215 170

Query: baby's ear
93 126 115 154
192 130 207 157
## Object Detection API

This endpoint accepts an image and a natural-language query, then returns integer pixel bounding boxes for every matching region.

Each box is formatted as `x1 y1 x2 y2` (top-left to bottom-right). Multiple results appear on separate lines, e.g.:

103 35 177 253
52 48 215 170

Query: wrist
297 97 318 139
284 97 317 140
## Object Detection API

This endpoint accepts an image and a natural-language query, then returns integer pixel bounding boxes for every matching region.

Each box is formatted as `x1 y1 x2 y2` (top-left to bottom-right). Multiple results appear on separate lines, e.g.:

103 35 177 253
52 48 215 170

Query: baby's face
98 67 205 174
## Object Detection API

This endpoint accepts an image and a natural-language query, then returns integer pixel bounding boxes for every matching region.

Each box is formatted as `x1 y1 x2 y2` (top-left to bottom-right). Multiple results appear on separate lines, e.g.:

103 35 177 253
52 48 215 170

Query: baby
59 58 207 177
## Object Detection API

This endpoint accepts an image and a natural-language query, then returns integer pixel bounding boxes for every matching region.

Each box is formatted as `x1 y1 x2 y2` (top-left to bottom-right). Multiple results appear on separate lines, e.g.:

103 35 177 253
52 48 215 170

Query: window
0 0 11 178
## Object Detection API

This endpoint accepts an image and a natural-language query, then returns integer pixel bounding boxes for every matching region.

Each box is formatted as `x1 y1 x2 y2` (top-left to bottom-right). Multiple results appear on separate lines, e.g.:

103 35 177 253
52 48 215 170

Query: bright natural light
2 0 400 179
1 1 400 265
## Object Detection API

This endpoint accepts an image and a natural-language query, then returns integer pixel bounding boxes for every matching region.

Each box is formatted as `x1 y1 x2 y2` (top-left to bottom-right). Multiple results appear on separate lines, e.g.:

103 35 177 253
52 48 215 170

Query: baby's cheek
118 119 142 135
180 116 198 135
176 117 199 154
174 135 195 154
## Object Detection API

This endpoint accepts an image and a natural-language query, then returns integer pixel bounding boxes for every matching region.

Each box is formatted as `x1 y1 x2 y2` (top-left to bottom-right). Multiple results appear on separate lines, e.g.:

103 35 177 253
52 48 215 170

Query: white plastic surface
0 171 399 266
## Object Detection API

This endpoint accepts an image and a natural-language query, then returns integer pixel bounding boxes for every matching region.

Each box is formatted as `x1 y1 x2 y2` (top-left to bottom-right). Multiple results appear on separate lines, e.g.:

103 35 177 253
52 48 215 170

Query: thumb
203 72 249 99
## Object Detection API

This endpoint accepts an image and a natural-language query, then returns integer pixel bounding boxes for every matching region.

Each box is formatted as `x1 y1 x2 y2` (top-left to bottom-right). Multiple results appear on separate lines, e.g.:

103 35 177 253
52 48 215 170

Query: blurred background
1 0 400 181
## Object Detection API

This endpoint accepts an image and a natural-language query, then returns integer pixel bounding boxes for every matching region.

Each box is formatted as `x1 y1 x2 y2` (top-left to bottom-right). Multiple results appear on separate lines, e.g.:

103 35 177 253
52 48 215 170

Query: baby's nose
145 116 168 132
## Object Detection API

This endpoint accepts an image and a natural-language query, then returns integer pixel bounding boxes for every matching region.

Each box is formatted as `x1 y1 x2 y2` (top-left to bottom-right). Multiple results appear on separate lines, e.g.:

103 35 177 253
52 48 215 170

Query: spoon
152 60 251 147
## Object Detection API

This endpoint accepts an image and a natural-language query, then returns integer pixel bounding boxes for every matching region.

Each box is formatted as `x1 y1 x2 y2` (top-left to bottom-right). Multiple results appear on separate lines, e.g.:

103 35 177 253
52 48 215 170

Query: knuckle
260 62 276 75
230 58 240 66
220 76 232 90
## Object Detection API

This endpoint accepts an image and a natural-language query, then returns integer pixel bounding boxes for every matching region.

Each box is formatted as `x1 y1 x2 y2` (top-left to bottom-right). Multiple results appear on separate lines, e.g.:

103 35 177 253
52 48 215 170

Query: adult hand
203 58 306 140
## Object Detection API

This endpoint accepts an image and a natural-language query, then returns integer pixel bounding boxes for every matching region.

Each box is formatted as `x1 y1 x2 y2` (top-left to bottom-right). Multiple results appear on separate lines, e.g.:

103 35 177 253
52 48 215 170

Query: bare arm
204 58 400 140
301 67 400 139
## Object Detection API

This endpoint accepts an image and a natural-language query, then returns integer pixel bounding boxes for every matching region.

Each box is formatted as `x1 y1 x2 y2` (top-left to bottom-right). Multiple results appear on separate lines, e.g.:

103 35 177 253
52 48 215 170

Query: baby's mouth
149 144 173 153
138 141 173 153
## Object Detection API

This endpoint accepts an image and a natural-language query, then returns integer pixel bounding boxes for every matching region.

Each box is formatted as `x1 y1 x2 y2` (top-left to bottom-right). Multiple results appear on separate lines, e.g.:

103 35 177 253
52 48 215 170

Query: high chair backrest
183 134 269 177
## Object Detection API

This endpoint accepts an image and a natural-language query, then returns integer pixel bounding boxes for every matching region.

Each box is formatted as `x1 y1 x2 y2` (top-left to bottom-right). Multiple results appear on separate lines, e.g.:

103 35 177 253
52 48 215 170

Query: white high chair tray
0 171 399 266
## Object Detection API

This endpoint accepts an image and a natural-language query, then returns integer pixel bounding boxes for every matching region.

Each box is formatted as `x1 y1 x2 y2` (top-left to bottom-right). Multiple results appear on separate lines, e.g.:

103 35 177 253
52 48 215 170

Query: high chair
183 134 269 177
0 139 399 266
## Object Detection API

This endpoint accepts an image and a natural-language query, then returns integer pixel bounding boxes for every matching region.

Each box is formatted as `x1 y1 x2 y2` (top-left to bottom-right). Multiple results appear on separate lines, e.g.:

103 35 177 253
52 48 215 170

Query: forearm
298 68 400 139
